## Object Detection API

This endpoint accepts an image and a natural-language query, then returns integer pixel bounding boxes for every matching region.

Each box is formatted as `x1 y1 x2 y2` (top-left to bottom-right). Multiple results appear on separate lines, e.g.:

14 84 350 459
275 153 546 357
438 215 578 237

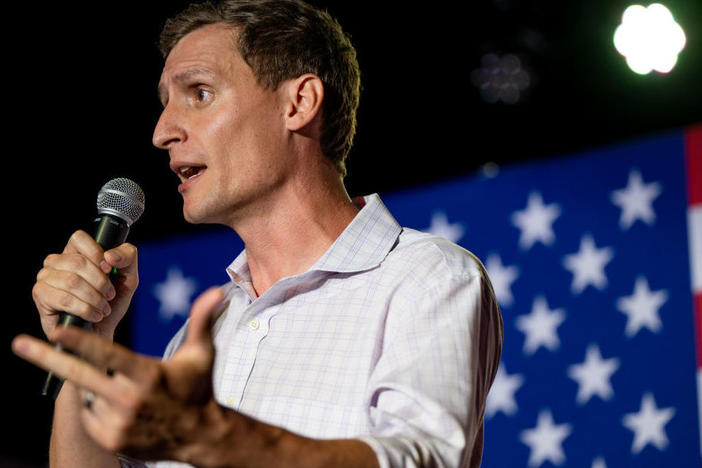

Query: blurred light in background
471 53 531 104
613 3 686 75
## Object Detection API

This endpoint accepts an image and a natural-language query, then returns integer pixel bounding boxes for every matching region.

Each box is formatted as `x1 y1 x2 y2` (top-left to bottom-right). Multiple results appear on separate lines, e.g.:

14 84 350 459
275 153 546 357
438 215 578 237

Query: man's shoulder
386 227 486 282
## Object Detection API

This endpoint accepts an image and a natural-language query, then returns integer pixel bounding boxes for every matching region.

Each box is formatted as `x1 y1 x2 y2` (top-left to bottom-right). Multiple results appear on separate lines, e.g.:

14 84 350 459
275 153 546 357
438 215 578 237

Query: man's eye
194 88 213 103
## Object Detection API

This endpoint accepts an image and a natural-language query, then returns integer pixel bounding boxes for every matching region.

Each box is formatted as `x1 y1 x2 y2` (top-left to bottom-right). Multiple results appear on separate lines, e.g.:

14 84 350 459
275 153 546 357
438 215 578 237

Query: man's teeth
179 166 203 179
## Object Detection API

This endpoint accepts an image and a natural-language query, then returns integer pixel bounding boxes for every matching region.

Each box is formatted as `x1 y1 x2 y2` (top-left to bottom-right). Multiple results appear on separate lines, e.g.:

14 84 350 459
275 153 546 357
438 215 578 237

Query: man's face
153 24 290 226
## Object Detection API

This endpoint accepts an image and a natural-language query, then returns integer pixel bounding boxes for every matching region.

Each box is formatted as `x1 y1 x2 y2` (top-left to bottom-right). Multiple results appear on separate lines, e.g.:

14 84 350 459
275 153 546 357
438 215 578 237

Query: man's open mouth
179 166 206 181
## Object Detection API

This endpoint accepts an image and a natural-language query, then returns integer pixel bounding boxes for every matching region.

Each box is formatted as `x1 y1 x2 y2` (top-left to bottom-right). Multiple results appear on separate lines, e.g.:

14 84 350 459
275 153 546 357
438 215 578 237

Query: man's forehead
167 23 238 63
161 65 217 84
159 25 240 80
158 65 215 94
157 30 241 96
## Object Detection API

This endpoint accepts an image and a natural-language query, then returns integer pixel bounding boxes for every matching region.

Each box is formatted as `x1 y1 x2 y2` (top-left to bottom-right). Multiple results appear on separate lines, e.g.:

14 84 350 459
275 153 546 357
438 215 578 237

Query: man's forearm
51 384 379 468
177 399 380 468
50 382 120 468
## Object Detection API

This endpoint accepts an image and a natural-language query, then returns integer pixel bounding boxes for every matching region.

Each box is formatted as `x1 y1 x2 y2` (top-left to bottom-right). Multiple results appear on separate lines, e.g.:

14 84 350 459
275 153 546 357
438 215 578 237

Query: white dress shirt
125 194 502 468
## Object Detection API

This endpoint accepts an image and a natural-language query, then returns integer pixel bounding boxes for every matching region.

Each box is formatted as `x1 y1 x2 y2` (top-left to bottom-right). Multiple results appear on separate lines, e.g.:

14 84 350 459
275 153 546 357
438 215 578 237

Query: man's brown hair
160 0 361 177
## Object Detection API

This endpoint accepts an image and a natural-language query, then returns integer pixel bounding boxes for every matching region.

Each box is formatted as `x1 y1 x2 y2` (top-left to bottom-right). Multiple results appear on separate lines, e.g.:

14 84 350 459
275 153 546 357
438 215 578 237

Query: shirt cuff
355 435 450 468
118 454 148 468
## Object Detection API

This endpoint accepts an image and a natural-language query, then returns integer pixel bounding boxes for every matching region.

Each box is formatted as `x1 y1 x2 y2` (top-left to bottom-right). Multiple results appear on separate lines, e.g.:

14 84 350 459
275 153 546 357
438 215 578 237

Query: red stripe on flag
686 123 702 205
686 124 702 368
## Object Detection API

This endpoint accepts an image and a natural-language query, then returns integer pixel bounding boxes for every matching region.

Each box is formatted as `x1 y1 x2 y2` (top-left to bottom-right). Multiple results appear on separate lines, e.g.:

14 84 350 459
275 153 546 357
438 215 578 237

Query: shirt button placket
224 395 237 407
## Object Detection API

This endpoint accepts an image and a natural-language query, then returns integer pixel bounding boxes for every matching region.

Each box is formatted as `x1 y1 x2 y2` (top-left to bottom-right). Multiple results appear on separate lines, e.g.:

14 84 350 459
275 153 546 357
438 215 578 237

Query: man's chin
182 203 224 226
182 204 205 225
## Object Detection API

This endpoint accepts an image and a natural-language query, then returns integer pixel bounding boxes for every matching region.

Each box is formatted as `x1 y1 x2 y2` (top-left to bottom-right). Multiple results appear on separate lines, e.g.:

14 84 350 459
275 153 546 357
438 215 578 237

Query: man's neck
231 178 359 297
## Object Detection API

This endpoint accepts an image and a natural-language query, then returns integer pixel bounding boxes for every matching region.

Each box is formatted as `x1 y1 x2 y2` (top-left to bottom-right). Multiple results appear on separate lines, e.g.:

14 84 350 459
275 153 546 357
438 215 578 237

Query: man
13 1 503 467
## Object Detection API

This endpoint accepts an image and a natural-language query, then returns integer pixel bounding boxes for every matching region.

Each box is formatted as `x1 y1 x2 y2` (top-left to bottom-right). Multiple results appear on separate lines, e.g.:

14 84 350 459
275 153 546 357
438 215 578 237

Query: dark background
5 1 701 465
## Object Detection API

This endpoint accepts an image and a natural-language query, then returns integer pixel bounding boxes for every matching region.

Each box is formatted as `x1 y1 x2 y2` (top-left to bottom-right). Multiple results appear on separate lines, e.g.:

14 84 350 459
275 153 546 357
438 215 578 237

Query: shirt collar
226 193 402 288
312 193 402 273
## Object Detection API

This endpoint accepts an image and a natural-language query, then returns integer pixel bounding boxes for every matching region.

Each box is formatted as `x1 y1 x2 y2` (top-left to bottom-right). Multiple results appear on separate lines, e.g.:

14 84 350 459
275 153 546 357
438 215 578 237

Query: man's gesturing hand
13 286 226 463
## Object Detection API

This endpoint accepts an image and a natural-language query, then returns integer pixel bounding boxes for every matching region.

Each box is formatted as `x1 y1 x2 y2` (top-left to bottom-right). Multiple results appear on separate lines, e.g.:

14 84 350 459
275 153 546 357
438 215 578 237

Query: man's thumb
184 286 226 348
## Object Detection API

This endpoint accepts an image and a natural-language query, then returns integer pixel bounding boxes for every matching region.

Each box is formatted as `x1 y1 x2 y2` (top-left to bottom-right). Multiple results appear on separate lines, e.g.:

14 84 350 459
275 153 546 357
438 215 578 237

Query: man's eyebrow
157 67 217 104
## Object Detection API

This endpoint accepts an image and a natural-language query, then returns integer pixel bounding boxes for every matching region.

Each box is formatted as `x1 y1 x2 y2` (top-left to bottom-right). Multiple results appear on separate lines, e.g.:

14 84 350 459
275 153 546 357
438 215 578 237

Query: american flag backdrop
131 125 702 467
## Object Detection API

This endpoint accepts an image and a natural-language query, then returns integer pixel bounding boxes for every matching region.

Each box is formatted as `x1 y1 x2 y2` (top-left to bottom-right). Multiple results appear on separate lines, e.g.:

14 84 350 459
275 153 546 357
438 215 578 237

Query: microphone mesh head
96 178 146 226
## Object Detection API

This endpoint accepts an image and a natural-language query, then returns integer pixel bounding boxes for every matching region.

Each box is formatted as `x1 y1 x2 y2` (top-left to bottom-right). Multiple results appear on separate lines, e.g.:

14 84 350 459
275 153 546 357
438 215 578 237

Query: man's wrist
176 399 296 468
177 399 378 468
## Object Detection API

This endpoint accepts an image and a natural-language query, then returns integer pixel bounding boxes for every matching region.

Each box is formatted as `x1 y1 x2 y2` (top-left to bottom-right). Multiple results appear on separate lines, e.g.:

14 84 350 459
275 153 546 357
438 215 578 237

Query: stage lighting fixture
613 3 686 75
470 53 531 104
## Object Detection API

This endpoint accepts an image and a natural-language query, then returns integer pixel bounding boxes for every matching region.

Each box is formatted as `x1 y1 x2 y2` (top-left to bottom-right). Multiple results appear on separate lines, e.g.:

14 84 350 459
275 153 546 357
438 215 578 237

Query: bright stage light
613 3 686 75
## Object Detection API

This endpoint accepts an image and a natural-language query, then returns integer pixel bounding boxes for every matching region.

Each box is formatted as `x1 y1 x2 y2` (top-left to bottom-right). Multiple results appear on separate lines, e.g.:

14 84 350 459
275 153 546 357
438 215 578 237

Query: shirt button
248 319 260 330
224 396 236 407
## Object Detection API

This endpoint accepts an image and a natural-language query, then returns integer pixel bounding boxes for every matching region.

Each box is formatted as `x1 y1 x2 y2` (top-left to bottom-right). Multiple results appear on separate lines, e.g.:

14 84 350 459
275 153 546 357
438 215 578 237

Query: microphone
41 178 145 399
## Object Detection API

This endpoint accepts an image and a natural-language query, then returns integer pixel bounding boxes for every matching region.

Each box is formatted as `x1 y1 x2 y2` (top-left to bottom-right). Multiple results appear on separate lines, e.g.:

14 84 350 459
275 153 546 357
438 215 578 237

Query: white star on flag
622 392 675 454
424 211 465 243
153 267 198 321
567 344 620 405
485 253 519 307
616 276 668 337
486 362 524 418
516 295 566 355
562 234 614 294
520 409 572 467
511 191 561 250
610 169 662 230
591 456 607 468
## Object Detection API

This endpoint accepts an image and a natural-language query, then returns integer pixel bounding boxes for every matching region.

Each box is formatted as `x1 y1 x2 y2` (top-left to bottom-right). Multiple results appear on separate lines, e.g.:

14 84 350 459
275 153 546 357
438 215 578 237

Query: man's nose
153 104 186 150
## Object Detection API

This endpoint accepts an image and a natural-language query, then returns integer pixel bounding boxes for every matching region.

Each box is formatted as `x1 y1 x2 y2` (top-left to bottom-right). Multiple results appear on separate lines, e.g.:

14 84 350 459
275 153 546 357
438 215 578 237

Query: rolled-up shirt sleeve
357 247 503 468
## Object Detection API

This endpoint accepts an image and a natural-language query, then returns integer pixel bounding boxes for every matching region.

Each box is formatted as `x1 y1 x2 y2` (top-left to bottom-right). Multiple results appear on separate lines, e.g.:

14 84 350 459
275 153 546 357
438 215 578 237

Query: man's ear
284 74 324 133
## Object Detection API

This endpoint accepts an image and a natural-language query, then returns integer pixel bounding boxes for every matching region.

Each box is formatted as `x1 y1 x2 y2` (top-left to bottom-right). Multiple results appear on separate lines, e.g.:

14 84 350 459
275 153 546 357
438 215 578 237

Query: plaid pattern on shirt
127 194 502 468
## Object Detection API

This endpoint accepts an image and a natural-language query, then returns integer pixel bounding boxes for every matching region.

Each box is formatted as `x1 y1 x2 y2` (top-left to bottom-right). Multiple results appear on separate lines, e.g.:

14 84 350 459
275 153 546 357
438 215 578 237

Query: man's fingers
49 327 154 381
33 282 104 323
103 243 139 298
34 272 112 322
41 252 117 300
11 334 114 398
104 243 138 270
62 230 105 263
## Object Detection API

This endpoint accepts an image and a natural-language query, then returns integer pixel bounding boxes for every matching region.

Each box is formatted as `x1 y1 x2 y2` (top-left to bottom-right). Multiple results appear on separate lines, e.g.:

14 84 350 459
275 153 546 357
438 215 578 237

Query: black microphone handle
41 214 130 399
